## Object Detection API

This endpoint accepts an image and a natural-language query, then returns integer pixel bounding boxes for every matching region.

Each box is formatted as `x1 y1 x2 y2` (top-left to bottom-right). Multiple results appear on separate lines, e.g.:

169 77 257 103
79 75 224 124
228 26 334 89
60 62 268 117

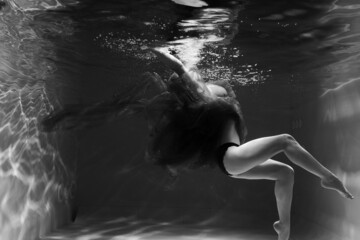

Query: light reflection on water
0 1 75 239
312 4 360 238
7 0 65 11
43 216 274 240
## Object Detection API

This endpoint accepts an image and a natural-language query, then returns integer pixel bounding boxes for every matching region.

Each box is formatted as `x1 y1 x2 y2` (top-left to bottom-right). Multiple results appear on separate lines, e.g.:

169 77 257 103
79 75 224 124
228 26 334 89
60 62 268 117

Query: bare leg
284 136 354 199
224 134 353 199
233 159 294 240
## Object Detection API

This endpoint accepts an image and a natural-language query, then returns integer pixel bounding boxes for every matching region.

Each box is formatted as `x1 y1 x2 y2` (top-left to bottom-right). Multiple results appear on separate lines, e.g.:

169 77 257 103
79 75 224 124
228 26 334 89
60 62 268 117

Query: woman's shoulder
207 80 236 98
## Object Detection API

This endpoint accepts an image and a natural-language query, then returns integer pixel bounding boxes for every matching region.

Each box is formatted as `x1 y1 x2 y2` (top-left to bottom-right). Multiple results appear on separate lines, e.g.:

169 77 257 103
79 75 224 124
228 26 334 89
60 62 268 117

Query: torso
205 83 241 147
218 119 241 146
182 69 243 147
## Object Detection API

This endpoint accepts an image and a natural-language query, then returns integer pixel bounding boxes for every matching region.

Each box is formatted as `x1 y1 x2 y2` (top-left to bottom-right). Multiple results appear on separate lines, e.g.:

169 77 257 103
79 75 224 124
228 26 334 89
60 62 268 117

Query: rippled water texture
0 0 75 239
1 0 360 239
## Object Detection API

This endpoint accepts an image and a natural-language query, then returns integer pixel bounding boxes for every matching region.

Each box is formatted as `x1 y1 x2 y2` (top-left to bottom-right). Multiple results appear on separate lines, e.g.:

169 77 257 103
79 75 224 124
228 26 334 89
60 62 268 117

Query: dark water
1 0 360 239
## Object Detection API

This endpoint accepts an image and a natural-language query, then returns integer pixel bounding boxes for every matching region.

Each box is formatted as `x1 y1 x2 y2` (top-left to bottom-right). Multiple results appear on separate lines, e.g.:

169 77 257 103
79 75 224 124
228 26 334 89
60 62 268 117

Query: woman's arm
151 47 207 95
151 48 188 76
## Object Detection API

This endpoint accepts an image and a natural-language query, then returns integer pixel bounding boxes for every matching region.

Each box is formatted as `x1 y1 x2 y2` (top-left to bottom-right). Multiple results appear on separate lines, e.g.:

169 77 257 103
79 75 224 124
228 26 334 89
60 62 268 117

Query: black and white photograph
0 0 359 239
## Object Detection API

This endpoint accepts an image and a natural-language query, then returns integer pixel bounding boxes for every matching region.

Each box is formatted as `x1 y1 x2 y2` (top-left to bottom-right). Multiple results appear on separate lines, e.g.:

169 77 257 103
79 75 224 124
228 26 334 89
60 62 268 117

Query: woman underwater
41 47 354 240
146 47 354 240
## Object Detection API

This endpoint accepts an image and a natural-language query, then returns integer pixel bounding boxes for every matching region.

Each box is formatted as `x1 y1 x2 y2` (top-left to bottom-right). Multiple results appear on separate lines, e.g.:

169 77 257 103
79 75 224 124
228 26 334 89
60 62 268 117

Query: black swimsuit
216 142 239 176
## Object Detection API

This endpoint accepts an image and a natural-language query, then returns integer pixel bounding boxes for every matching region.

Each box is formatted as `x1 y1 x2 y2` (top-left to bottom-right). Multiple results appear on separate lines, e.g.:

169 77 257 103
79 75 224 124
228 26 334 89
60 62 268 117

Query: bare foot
321 174 354 199
273 220 290 240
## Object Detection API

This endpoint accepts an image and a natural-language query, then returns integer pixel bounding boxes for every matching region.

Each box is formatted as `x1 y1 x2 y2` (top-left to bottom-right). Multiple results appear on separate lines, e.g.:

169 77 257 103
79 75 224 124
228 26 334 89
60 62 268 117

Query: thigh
223 135 286 175
231 159 291 180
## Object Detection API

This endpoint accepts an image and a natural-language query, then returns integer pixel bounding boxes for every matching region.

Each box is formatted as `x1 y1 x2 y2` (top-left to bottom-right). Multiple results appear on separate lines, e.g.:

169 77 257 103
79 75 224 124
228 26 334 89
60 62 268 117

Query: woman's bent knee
278 165 295 182
278 134 297 150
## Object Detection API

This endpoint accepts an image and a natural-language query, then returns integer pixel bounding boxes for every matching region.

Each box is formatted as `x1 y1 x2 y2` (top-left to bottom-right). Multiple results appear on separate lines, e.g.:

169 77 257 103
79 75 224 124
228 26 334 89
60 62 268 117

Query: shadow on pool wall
73 106 283 228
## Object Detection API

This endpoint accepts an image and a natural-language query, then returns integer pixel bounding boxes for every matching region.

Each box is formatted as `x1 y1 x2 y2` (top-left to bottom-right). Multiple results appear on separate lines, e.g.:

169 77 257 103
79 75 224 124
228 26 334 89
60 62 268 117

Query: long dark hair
146 70 247 169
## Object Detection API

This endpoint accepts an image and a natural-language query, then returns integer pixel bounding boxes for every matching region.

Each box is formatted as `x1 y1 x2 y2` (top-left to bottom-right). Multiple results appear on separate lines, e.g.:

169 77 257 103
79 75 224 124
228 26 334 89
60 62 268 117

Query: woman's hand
150 47 187 76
